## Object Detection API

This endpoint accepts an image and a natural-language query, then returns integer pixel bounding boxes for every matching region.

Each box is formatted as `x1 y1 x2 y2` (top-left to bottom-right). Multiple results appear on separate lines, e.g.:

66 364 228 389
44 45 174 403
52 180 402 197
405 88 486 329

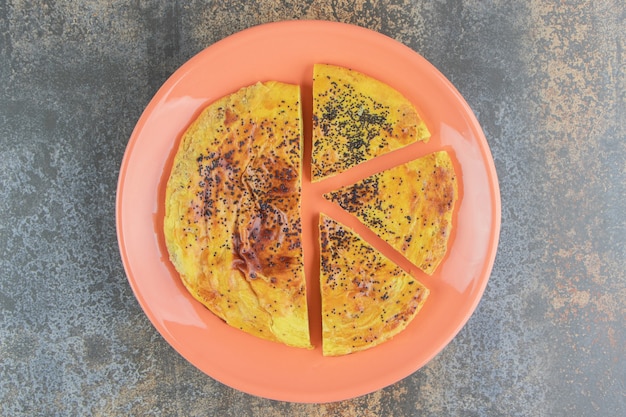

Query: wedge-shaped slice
319 214 429 356
311 63 430 182
325 151 458 275
164 81 311 349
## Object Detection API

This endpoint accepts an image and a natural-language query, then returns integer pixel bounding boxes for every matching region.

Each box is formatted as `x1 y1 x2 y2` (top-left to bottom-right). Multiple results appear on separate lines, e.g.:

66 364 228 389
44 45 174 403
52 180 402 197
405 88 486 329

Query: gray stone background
1 1 624 416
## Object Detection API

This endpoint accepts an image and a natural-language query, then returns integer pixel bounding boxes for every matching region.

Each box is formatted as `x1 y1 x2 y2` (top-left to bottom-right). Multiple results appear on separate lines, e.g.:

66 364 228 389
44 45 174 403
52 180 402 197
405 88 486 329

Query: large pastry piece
164 81 311 349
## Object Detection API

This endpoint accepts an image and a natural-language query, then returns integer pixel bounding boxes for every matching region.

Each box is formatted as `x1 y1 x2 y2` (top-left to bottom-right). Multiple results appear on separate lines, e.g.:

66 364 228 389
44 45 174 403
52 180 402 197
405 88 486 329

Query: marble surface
1 1 624 416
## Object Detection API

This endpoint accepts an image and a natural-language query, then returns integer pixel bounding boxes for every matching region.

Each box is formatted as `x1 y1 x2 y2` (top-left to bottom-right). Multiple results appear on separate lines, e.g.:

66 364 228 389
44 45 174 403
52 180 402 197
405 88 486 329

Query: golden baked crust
163 81 311 349
311 64 430 182
325 151 458 275
319 214 430 356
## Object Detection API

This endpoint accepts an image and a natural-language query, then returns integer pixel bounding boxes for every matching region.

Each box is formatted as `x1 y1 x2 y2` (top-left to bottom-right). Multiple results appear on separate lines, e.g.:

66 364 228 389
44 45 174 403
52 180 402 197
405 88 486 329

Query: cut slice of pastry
319 214 430 356
325 151 458 275
164 81 311 349
311 63 430 182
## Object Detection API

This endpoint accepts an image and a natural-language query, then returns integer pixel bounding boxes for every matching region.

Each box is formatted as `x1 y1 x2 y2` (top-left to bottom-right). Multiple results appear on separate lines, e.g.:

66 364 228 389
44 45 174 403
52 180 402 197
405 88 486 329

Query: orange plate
116 21 501 403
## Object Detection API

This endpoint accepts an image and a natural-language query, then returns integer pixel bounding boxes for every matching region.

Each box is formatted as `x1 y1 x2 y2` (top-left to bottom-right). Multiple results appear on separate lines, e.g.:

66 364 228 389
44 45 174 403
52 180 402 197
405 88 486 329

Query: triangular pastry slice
325 151 458 275
311 63 430 182
319 214 429 356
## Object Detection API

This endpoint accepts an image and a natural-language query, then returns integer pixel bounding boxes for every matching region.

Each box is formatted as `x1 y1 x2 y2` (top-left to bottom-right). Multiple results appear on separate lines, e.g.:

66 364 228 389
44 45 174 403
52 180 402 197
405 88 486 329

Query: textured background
1 1 624 416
